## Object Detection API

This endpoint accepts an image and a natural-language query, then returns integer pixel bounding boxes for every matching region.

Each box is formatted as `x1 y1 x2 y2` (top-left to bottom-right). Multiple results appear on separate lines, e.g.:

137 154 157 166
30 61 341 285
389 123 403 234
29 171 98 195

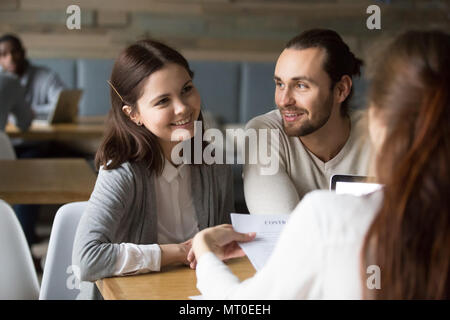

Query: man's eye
275 82 284 89
297 83 308 89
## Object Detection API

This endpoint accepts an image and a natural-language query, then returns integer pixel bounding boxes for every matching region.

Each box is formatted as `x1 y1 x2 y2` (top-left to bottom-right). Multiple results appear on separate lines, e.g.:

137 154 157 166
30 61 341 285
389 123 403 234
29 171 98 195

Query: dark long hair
362 30 450 299
95 39 204 173
285 29 363 116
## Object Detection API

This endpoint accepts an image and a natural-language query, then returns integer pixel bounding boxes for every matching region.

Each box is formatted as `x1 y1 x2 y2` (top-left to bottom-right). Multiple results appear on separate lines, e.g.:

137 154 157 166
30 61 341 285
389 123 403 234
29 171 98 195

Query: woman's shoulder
99 161 133 174
97 161 138 187
301 188 383 207
290 189 384 240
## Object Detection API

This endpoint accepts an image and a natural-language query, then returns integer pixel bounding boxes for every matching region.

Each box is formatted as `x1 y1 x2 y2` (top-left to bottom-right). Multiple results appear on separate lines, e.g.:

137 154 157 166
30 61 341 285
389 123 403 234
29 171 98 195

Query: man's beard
281 96 333 137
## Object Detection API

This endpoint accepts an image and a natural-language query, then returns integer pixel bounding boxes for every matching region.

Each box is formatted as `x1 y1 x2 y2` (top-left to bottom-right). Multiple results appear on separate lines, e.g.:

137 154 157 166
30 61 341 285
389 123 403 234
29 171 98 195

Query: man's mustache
278 106 309 115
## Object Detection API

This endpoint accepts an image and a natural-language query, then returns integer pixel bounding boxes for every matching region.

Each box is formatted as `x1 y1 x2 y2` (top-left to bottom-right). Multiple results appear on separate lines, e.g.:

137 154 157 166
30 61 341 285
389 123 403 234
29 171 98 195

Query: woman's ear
122 105 132 117
122 105 142 126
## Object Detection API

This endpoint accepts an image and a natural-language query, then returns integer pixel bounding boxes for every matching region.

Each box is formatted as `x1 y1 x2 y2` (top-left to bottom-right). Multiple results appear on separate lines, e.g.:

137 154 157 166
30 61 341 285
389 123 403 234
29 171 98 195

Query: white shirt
113 159 199 276
196 189 384 299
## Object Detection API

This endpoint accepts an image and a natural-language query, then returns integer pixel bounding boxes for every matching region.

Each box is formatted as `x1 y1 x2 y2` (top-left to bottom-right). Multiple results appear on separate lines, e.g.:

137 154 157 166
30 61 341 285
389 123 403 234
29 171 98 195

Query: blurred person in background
0 34 65 119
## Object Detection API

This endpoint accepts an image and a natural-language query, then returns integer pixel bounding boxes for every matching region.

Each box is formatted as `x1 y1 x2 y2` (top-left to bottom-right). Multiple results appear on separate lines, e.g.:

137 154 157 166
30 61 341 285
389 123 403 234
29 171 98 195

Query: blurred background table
0 158 96 205
6 116 106 155
5 116 106 141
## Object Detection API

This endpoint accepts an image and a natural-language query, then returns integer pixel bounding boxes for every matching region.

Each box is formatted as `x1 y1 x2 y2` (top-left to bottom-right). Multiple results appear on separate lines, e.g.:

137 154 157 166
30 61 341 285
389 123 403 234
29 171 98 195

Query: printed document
230 213 289 271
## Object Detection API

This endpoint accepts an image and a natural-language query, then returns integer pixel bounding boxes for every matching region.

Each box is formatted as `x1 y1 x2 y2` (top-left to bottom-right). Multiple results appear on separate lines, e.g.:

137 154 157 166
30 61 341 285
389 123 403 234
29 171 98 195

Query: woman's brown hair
95 39 204 173
362 30 450 299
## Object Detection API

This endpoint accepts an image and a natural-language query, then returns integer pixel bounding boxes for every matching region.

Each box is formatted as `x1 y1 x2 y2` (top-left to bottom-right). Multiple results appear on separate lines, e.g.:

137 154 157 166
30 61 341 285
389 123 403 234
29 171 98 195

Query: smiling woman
121 63 201 162
72 39 235 300
97 40 206 172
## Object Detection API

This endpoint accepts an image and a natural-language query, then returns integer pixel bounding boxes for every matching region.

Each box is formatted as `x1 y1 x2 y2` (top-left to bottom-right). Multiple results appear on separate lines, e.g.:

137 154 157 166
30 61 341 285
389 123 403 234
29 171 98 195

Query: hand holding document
230 213 289 271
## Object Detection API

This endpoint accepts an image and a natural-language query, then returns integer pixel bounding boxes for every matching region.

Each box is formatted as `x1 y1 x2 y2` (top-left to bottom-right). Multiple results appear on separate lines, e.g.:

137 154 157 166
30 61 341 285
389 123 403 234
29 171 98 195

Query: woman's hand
187 224 256 269
159 239 192 267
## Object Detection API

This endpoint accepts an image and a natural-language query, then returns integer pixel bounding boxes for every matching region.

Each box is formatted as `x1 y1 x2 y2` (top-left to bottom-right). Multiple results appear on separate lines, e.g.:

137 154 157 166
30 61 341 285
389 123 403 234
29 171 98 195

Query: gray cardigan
72 161 234 300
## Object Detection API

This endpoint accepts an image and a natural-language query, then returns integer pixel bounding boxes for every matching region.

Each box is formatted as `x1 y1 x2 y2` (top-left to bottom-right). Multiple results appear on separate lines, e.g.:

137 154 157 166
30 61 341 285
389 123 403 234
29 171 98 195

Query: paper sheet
230 213 289 271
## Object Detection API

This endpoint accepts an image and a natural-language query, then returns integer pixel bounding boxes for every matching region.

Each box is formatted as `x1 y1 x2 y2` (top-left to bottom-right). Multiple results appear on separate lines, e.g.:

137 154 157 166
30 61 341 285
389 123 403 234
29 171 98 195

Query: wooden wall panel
0 0 447 61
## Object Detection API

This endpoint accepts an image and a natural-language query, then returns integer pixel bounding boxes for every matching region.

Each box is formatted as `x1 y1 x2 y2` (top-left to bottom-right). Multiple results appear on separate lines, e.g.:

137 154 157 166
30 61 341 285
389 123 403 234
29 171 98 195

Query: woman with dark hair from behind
72 40 234 300
188 30 450 299
361 30 450 299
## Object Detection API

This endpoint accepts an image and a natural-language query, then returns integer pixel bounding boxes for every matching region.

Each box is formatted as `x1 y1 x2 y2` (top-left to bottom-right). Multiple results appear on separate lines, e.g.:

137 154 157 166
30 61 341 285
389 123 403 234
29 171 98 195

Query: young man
0 34 65 118
243 29 372 214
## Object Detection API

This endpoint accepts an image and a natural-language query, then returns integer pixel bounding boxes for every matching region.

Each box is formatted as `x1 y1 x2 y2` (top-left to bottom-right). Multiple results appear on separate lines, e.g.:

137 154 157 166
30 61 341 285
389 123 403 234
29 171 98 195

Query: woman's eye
155 97 169 106
182 85 193 94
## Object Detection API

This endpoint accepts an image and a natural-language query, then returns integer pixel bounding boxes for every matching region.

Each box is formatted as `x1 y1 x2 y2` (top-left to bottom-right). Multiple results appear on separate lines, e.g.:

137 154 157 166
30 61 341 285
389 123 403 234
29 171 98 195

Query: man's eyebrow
274 75 317 85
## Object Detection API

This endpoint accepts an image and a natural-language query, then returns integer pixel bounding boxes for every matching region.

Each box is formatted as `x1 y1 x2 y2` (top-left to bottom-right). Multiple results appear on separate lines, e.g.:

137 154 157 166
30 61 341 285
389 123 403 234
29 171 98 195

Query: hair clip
107 80 125 103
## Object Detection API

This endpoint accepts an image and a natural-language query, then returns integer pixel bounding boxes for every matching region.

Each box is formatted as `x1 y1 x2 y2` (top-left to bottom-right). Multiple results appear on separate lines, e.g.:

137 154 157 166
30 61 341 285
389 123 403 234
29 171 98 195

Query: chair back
0 131 16 159
39 201 87 300
0 200 40 299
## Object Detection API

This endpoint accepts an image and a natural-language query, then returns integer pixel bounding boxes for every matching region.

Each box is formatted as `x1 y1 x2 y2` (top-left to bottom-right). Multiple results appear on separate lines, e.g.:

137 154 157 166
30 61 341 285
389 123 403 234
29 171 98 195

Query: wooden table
0 158 96 204
5 116 106 141
96 256 256 300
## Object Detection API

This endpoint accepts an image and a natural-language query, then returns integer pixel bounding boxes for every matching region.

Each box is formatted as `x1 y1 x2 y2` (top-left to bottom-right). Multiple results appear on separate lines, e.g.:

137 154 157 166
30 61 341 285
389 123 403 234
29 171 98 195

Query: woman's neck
160 140 180 167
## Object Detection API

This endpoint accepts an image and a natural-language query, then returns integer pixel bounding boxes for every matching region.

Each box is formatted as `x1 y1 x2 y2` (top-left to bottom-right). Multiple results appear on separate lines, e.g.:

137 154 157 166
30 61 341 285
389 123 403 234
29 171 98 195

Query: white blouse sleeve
196 193 324 299
113 243 162 276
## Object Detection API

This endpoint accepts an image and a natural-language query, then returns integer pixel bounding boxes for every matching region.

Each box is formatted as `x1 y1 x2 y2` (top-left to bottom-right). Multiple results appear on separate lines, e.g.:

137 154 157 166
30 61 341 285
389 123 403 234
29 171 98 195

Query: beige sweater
243 109 372 214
